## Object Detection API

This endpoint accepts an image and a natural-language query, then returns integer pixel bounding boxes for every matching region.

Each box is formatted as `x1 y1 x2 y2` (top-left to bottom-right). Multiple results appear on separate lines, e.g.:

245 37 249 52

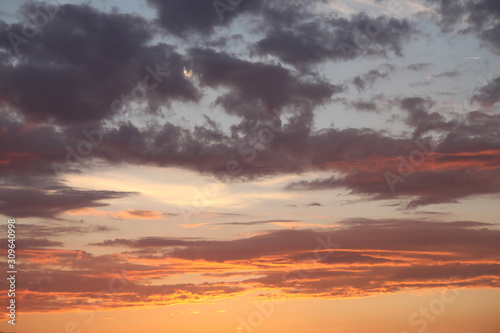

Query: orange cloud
113 209 170 220
180 223 209 229
10 219 499 314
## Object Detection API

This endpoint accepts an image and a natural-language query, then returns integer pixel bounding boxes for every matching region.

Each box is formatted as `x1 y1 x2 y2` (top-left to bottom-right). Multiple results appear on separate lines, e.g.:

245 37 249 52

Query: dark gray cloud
99 228 336 262
351 64 395 91
187 48 342 116
282 100 500 207
471 76 500 108
0 186 136 218
399 96 447 137
426 0 500 54
431 70 461 79
350 100 379 112
216 219 301 226
90 237 193 248
0 0 499 219
0 114 68 178
0 3 199 125
0 113 140 218
3 92 499 210
406 62 432 71
285 202 324 207
94 218 500 262
285 167 500 208
306 202 323 207
146 0 264 37
7 223 117 238
84 113 413 179
254 10 415 68
0 237 63 249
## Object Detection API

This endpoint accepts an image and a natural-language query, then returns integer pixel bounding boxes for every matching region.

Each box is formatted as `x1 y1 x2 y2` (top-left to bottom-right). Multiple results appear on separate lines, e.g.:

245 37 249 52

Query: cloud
0 237 63 249
17 219 500 312
113 210 177 220
146 0 263 37
216 219 301 226
351 64 395 91
0 0 498 318
428 71 461 79
0 114 70 177
7 223 117 238
0 114 142 218
406 62 432 71
350 100 379 112
0 3 199 125
285 149 500 208
95 219 500 262
187 48 342 116
285 203 324 207
399 96 444 136
85 115 407 179
254 9 415 68
3 89 499 209
426 0 500 54
470 76 500 109
0 186 136 218
90 237 192 248
345 94 394 113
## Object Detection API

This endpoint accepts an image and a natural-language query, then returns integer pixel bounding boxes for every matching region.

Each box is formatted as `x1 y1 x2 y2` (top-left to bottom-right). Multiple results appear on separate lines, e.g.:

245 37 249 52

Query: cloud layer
6 219 499 312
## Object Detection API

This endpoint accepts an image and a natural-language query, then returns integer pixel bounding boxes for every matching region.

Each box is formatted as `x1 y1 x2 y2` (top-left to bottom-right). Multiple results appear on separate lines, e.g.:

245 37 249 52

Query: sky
0 0 500 332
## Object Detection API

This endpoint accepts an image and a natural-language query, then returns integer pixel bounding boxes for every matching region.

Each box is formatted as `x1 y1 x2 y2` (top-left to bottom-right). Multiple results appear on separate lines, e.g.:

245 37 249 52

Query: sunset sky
0 0 500 332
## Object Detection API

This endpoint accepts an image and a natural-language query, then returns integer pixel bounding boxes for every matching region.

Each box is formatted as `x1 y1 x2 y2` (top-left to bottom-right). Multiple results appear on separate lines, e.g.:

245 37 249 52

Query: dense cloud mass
146 0 264 36
6 219 499 312
426 0 500 54
188 47 343 115
0 0 499 318
0 3 199 125
0 186 136 218
254 8 415 68
2 94 500 214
